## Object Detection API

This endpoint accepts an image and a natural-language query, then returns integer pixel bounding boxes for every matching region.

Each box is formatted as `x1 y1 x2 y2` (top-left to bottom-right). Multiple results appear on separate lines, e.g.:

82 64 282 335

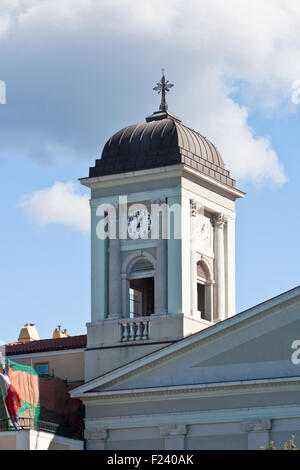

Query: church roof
89 111 236 188
6 334 87 355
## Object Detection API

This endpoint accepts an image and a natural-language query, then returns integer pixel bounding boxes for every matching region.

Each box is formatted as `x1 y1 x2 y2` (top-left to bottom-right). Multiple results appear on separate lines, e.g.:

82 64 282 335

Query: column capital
84 429 108 441
151 197 167 205
160 424 187 437
190 199 199 217
212 213 228 228
241 419 272 450
241 419 272 433
190 199 205 217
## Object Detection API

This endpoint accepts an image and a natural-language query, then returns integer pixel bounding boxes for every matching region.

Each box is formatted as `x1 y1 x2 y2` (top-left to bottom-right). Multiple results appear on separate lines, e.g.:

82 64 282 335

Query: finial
153 69 174 112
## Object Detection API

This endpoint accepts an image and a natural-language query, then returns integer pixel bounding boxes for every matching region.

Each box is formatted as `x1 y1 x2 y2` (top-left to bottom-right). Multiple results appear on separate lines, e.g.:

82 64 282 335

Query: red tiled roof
5 334 87 355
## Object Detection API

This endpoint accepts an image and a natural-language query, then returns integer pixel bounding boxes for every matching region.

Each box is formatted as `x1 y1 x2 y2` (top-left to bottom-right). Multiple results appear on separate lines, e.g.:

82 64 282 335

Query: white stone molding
212 213 228 229
190 199 204 217
190 201 201 317
212 213 227 322
122 250 157 275
85 428 108 451
241 419 271 433
190 199 197 217
160 425 187 450
241 419 272 450
196 254 214 282
84 429 108 440
160 424 187 437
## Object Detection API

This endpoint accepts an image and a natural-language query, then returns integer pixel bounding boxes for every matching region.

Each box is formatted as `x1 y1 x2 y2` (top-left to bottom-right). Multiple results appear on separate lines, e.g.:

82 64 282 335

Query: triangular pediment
71 287 300 398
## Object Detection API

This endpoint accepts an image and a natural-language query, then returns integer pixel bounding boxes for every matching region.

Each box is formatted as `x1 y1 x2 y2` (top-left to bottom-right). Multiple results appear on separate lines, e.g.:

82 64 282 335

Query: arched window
196 261 213 322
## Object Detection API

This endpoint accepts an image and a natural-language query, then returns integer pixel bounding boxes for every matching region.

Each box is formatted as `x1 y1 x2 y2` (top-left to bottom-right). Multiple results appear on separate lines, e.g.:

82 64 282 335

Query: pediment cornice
71 287 300 398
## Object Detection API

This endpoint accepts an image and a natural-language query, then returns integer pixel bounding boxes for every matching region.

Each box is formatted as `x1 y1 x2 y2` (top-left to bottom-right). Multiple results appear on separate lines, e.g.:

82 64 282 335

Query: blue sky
0 0 300 343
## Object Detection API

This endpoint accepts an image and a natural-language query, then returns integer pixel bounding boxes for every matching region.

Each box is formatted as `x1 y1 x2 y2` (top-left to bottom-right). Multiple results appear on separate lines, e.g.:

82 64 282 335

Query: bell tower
80 72 245 381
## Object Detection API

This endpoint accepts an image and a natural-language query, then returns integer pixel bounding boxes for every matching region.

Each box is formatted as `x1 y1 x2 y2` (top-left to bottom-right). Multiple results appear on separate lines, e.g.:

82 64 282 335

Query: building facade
81 83 244 381
71 76 300 450
73 287 300 450
6 331 86 381
0 327 86 450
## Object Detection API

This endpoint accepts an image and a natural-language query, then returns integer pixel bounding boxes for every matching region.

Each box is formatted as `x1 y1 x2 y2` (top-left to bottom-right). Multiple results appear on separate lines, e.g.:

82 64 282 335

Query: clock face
195 215 210 244
128 209 152 239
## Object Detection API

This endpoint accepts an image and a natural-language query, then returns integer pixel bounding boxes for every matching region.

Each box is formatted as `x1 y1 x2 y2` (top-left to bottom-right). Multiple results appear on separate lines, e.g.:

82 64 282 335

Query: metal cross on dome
153 69 174 112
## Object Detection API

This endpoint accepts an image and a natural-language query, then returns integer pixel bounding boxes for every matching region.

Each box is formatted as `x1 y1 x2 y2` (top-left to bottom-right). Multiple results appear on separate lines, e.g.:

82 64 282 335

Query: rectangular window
35 363 49 375
129 288 142 317
197 283 205 317
129 277 154 317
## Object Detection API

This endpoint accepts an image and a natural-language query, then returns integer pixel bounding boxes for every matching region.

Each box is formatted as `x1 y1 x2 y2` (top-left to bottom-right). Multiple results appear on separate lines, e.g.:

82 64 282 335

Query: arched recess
122 250 157 275
121 250 157 318
196 255 214 322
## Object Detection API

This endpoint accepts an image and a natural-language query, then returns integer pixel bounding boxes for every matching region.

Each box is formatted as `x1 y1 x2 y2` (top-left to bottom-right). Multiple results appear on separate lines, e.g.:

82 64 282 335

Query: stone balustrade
119 317 150 342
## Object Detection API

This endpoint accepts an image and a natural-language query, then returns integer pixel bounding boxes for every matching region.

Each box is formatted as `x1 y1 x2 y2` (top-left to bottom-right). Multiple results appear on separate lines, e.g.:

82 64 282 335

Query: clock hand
137 214 144 230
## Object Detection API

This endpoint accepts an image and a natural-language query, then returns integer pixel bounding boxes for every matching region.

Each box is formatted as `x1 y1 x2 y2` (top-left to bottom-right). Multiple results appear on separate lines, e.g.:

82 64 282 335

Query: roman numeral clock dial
127 209 152 239
195 214 210 244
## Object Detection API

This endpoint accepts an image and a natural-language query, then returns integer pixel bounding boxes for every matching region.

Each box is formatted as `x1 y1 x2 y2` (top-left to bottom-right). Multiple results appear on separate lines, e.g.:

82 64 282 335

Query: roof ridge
6 334 87 355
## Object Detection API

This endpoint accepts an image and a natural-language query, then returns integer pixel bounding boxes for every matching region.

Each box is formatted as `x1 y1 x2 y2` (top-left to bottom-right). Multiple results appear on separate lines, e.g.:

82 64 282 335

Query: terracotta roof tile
5 335 87 355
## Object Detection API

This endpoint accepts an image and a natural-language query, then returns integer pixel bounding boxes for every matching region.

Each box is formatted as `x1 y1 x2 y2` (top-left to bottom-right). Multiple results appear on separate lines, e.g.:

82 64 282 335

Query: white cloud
184 71 287 184
2 0 300 184
19 182 90 233
0 15 12 37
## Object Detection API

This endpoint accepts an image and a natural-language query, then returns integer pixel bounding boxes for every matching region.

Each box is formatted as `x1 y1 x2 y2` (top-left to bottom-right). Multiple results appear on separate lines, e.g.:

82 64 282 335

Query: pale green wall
91 202 108 322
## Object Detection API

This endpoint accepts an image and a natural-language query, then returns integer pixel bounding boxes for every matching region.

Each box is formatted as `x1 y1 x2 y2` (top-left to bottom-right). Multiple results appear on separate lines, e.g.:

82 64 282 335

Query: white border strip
7 348 85 360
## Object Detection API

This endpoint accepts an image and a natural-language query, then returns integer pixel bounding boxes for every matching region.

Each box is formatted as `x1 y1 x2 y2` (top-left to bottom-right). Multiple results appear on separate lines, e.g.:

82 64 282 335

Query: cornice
80 165 185 188
98 294 300 391
80 164 245 199
71 287 300 397
74 376 300 401
84 403 300 430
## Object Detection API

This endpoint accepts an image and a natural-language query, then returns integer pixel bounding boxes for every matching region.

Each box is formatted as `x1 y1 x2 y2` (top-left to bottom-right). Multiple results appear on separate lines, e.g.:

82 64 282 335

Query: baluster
123 322 130 342
129 322 136 341
136 321 143 340
142 320 149 340
120 323 125 342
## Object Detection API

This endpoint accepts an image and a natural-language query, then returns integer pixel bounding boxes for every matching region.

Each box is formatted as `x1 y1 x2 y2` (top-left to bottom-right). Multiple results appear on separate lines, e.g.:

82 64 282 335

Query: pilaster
242 419 272 450
190 199 199 317
212 213 227 322
85 429 108 450
152 198 168 315
160 424 187 450
108 206 121 319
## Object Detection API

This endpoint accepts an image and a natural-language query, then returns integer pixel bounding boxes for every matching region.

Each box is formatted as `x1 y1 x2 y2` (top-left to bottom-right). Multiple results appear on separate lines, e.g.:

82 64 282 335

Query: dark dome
89 113 235 188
